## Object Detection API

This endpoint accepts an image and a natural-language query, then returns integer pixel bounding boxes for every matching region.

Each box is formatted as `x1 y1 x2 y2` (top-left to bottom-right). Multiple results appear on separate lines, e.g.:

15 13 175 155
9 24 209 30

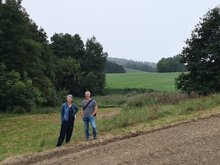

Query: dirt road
2 115 220 165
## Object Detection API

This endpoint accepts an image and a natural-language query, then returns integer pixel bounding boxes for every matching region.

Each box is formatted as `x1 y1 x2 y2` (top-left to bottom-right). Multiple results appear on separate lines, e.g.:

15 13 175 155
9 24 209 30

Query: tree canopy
157 55 187 72
0 0 107 112
0 0 56 110
176 7 220 95
50 34 107 96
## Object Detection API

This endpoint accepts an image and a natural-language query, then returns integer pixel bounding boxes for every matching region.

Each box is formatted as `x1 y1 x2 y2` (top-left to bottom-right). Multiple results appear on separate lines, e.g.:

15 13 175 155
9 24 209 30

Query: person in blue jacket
56 94 78 147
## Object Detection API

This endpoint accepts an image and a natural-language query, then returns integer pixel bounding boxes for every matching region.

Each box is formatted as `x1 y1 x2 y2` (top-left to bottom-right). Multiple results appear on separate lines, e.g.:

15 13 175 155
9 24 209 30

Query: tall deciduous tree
81 37 107 94
176 7 220 95
0 0 56 110
50 34 107 95
82 37 107 73
50 33 85 60
55 57 81 95
0 1 108 111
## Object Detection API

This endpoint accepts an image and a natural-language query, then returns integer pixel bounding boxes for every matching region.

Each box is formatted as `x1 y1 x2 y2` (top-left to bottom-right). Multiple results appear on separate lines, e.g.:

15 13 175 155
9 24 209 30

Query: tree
79 72 106 95
0 0 56 106
55 57 81 95
0 1 108 111
50 33 85 60
0 64 44 112
82 37 108 73
176 7 220 95
50 34 107 95
81 37 107 94
157 55 186 72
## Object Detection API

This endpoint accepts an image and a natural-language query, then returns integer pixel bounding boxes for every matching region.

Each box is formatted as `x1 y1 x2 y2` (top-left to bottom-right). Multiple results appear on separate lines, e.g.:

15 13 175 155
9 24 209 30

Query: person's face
67 96 73 103
85 92 91 99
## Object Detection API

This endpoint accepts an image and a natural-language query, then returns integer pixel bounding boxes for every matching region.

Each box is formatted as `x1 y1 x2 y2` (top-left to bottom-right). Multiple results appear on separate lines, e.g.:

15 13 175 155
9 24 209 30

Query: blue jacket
61 103 78 122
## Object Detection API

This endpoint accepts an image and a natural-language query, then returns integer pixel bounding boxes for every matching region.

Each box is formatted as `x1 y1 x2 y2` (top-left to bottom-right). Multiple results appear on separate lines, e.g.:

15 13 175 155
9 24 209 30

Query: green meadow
106 70 181 91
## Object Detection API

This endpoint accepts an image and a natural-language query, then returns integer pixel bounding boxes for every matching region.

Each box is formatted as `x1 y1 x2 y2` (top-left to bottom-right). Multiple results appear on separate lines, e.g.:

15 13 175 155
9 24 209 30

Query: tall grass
98 94 220 133
126 92 190 108
94 95 127 108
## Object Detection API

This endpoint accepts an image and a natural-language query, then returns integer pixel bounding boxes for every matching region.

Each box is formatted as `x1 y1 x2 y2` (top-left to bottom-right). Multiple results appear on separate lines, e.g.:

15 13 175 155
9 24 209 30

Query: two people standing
56 91 98 147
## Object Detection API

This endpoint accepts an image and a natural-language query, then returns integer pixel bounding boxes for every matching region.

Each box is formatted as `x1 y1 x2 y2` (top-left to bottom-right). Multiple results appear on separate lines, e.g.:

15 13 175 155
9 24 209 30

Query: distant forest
108 57 157 72
157 55 187 72
106 56 186 73
104 61 126 73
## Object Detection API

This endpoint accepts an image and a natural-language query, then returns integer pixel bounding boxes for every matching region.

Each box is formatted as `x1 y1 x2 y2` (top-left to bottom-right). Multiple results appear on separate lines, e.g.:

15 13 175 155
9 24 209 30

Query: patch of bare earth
1 114 219 165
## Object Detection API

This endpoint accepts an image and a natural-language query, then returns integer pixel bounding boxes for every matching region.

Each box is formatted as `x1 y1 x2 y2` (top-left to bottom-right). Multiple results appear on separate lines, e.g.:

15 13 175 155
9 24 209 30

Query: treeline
0 0 107 112
104 61 126 73
107 56 186 73
157 55 187 72
108 57 156 72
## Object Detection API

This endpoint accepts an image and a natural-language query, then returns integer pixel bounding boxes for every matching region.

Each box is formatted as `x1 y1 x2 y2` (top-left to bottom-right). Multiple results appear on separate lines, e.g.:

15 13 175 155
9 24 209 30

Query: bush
0 64 44 112
6 106 26 114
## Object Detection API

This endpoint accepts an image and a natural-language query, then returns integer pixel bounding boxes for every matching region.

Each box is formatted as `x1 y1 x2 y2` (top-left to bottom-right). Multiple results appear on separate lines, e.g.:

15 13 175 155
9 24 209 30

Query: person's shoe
94 137 97 140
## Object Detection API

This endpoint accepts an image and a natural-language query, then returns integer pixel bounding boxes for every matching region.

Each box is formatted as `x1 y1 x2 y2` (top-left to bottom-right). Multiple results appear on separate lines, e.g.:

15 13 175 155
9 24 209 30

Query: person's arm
81 107 84 116
81 102 84 116
61 105 64 123
92 105 98 116
73 104 79 114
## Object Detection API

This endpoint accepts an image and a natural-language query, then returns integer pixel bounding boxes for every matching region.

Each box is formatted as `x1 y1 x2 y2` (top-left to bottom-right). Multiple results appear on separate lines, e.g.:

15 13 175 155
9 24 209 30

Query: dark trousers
56 119 75 147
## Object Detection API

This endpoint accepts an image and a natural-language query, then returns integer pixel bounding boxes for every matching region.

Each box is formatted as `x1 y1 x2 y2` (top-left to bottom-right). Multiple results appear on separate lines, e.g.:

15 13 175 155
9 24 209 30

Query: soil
1 115 220 165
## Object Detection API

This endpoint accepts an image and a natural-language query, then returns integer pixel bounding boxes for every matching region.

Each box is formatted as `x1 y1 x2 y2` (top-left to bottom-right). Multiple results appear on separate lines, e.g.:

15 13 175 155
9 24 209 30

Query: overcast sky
22 0 219 63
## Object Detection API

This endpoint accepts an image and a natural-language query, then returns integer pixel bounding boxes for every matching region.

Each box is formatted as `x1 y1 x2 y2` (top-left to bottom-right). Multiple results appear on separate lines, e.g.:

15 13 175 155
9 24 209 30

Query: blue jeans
83 115 97 140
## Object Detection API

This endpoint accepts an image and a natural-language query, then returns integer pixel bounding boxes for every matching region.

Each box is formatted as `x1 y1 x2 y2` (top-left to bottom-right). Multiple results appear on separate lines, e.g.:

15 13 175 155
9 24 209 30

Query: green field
124 68 147 73
106 71 181 91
